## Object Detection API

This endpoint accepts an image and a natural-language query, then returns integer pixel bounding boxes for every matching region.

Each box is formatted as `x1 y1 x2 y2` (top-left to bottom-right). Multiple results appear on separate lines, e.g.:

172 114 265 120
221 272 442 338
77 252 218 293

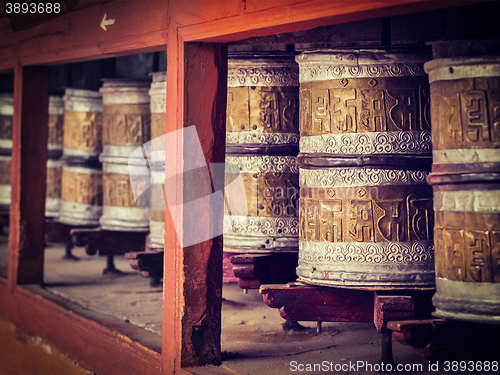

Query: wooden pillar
165 24 227 371
8 65 49 289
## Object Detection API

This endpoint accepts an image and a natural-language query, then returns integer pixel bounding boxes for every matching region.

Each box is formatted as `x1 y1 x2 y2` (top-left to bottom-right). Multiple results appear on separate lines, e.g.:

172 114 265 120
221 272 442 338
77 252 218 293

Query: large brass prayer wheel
296 49 435 289
0 94 12 206
149 71 166 249
425 40 500 323
99 79 151 232
59 88 103 226
62 89 103 163
224 52 300 253
45 96 65 218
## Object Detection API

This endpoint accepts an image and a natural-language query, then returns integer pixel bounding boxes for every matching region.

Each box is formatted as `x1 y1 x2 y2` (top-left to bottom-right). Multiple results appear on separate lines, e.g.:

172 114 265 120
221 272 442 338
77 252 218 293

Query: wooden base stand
388 319 500 362
71 228 147 274
44 219 98 260
260 282 435 364
230 253 299 289
0 205 9 235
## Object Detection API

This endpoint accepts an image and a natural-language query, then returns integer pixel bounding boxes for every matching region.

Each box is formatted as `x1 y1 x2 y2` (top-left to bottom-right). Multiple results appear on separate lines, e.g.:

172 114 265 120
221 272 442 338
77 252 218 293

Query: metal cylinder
99 79 151 232
45 96 65 218
45 159 63 218
59 164 102 226
224 52 300 253
59 88 103 226
0 94 12 206
425 40 500 323
296 49 435 289
62 88 103 163
47 95 64 159
149 72 166 248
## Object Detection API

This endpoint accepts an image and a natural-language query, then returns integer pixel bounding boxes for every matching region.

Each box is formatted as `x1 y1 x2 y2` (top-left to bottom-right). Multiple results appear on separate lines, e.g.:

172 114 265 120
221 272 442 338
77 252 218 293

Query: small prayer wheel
425 40 500 323
295 49 435 289
0 93 12 206
62 88 103 163
148 72 166 249
99 79 151 232
45 96 65 218
45 159 63 218
224 52 300 253
59 164 103 226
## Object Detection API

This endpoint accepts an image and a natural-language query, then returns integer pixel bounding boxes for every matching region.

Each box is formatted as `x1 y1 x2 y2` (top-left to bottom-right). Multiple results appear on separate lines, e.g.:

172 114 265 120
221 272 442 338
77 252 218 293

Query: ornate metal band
224 215 299 237
100 206 150 232
226 155 298 174
299 167 429 188
63 89 103 113
59 201 102 226
297 240 435 287
227 61 299 87
226 132 299 146
300 131 431 155
296 49 430 82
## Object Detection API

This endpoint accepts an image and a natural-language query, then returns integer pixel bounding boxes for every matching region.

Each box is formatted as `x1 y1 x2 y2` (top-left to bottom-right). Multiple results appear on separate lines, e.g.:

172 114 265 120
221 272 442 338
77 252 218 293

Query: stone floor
0 236 442 375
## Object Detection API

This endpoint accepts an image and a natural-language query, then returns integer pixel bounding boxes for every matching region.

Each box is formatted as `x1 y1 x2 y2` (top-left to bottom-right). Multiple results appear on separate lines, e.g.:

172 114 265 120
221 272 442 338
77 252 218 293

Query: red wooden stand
260 282 435 364
388 319 500 362
71 228 147 274
230 253 299 289
44 219 98 260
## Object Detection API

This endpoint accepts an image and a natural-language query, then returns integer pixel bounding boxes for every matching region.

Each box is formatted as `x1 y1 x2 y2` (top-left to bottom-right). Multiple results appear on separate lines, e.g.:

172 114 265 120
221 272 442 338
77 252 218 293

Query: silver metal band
299 167 429 188
433 149 500 164
225 155 298 174
45 197 61 217
425 56 500 83
63 88 103 113
226 132 299 146
0 184 10 205
297 49 429 82
433 189 500 213
300 131 432 155
100 206 150 232
149 220 165 248
59 200 102 226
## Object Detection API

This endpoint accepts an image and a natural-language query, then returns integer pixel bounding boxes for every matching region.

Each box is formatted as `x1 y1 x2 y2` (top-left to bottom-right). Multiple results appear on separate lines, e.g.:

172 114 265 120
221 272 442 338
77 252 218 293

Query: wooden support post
164 34 228 369
8 65 49 288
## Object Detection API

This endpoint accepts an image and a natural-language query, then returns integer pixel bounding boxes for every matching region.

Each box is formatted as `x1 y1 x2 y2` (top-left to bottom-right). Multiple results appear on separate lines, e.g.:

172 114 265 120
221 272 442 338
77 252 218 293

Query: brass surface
299 77 430 136
435 210 500 283
48 114 64 146
226 86 299 134
151 209 164 222
103 172 147 208
430 77 500 150
46 164 62 199
102 104 151 146
0 158 10 185
0 115 12 141
226 172 299 218
63 111 103 152
61 169 102 205
299 185 433 243
151 113 165 142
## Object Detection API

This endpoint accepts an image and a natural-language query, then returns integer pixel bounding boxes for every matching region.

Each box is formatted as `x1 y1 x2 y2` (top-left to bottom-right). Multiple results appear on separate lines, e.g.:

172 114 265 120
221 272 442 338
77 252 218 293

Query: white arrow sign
100 13 115 31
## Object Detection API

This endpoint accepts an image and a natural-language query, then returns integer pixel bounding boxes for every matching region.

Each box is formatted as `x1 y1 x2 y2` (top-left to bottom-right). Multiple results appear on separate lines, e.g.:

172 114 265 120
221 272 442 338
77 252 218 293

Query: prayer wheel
45 159 63 218
425 40 500 323
99 79 151 232
59 88 103 226
62 89 103 163
45 96 65 218
148 72 166 249
59 164 102 226
224 52 300 253
296 49 435 289
0 94 12 206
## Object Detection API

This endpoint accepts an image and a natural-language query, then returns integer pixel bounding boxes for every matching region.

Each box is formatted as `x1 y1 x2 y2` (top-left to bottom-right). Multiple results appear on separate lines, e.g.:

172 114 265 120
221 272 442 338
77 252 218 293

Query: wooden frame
0 0 483 373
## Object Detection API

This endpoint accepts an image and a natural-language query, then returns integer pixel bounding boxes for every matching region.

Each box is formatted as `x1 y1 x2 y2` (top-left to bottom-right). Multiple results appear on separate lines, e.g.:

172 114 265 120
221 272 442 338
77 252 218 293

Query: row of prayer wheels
47 73 167 251
224 43 499 324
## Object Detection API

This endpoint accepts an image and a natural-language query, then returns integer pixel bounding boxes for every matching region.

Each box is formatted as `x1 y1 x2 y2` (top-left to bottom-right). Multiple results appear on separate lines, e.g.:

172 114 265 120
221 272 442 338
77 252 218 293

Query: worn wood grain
8 65 49 288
